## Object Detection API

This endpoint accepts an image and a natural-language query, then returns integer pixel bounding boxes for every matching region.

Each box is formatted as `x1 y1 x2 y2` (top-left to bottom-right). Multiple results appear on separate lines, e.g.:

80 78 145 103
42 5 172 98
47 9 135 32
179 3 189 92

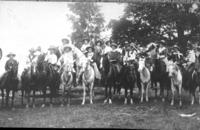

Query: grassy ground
0 87 200 129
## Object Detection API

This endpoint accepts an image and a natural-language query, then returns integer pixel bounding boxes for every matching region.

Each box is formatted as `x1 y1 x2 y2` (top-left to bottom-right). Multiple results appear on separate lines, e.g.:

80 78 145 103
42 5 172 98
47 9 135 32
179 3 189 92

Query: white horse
167 62 182 106
138 57 151 103
76 60 95 105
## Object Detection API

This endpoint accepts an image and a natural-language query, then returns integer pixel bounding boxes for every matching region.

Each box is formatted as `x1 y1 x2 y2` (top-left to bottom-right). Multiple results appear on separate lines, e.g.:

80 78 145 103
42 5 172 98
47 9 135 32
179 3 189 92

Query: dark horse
21 54 60 108
101 54 122 104
149 58 171 101
182 55 200 105
0 62 19 108
121 60 138 104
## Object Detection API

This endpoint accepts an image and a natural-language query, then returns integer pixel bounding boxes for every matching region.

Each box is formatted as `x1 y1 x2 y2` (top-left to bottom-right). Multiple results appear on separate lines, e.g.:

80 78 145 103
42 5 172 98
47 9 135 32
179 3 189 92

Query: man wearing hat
45 45 58 67
5 52 18 76
123 42 138 65
81 38 91 54
108 42 123 73
85 46 101 80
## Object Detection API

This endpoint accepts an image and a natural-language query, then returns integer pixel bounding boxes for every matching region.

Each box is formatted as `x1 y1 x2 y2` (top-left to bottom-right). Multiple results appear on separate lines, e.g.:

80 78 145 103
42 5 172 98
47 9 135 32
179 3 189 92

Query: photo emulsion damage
0 0 200 129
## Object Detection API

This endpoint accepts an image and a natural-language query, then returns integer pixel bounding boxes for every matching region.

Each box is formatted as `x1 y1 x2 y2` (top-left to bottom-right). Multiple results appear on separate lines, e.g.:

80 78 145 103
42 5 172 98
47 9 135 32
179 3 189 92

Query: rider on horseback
45 45 58 70
57 44 75 73
85 46 101 80
5 52 18 76
107 42 122 73
123 42 138 65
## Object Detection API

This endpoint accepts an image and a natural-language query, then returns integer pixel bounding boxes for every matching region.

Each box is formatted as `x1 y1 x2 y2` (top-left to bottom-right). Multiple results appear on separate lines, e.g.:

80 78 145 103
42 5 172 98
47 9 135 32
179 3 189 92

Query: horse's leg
90 82 94 104
108 84 112 104
170 83 175 106
67 86 71 107
179 84 182 106
103 82 108 104
81 82 86 105
1 89 4 107
130 84 134 105
32 90 36 108
6 89 9 107
160 82 165 102
41 88 46 108
191 92 195 105
198 86 200 105
21 89 24 106
140 83 144 103
11 90 15 108
146 83 150 102
124 85 128 105
60 84 65 107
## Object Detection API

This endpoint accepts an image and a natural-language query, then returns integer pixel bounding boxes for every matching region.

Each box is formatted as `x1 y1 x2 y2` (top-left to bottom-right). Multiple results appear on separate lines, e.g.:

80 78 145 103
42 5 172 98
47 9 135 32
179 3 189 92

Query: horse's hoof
130 99 133 105
60 104 64 107
124 99 127 105
170 102 174 106
81 103 85 105
108 99 112 104
41 104 45 108
103 99 107 104
162 98 165 102
179 102 182 107
26 105 29 109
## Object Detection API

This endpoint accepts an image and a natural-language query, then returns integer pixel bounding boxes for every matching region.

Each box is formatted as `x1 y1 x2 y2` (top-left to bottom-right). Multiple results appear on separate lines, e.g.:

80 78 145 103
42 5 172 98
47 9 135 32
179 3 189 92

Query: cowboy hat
82 38 90 42
110 43 118 48
62 38 69 43
48 45 56 51
7 52 16 57
63 44 72 51
86 46 94 52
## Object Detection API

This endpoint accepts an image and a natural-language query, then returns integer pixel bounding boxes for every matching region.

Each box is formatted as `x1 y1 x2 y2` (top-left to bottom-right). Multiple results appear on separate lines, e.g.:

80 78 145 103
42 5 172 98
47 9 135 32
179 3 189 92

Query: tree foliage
68 2 105 48
110 3 200 54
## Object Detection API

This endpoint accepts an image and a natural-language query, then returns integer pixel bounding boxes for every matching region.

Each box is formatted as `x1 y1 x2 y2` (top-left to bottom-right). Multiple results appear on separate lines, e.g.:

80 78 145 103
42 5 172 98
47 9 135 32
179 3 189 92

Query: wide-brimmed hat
82 38 90 42
7 52 16 57
86 46 94 52
48 45 56 51
63 44 72 51
95 40 103 45
62 38 69 43
110 43 118 48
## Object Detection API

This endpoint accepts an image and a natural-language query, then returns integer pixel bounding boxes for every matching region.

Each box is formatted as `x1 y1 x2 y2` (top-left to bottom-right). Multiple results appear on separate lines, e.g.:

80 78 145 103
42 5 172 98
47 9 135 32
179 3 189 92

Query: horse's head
167 63 179 78
138 57 146 72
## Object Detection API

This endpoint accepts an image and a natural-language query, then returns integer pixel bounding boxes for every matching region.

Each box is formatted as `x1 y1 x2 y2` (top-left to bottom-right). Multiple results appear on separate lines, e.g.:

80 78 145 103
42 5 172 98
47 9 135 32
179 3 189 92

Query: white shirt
57 51 74 67
45 53 57 64
102 46 112 55
187 50 196 63
123 50 136 62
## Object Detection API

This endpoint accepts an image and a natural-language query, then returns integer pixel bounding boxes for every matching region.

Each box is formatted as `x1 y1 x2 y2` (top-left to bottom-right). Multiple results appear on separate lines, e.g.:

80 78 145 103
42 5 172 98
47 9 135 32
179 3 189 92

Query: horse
150 58 171 101
76 60 95 105
0 63 19 108
59 64 73 106
167 62 182 106
121 60 138 104
182 55 200 105
138 56 151 103
100 54 122 104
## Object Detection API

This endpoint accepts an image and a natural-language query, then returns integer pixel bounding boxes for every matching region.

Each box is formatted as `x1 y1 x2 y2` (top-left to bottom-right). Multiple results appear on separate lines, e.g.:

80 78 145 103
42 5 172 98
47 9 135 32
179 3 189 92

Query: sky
0 1 126 75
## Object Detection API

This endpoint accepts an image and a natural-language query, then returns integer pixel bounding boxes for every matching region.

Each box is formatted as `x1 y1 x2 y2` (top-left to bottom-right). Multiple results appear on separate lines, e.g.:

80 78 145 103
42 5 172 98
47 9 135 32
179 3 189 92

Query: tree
68 2 105 48
110 3 200 54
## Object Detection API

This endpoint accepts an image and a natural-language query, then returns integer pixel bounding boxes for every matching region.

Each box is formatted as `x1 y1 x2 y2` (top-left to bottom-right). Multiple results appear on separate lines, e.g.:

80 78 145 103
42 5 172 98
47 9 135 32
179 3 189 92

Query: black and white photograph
0 0 200 129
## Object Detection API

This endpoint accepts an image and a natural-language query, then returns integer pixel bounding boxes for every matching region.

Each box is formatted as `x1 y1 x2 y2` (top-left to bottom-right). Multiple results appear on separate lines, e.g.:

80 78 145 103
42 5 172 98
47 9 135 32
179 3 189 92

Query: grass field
0 86 200 129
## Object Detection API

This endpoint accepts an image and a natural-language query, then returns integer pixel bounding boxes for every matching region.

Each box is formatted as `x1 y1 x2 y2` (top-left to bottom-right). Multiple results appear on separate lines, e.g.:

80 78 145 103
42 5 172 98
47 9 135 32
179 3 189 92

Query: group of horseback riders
1 38 200 107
